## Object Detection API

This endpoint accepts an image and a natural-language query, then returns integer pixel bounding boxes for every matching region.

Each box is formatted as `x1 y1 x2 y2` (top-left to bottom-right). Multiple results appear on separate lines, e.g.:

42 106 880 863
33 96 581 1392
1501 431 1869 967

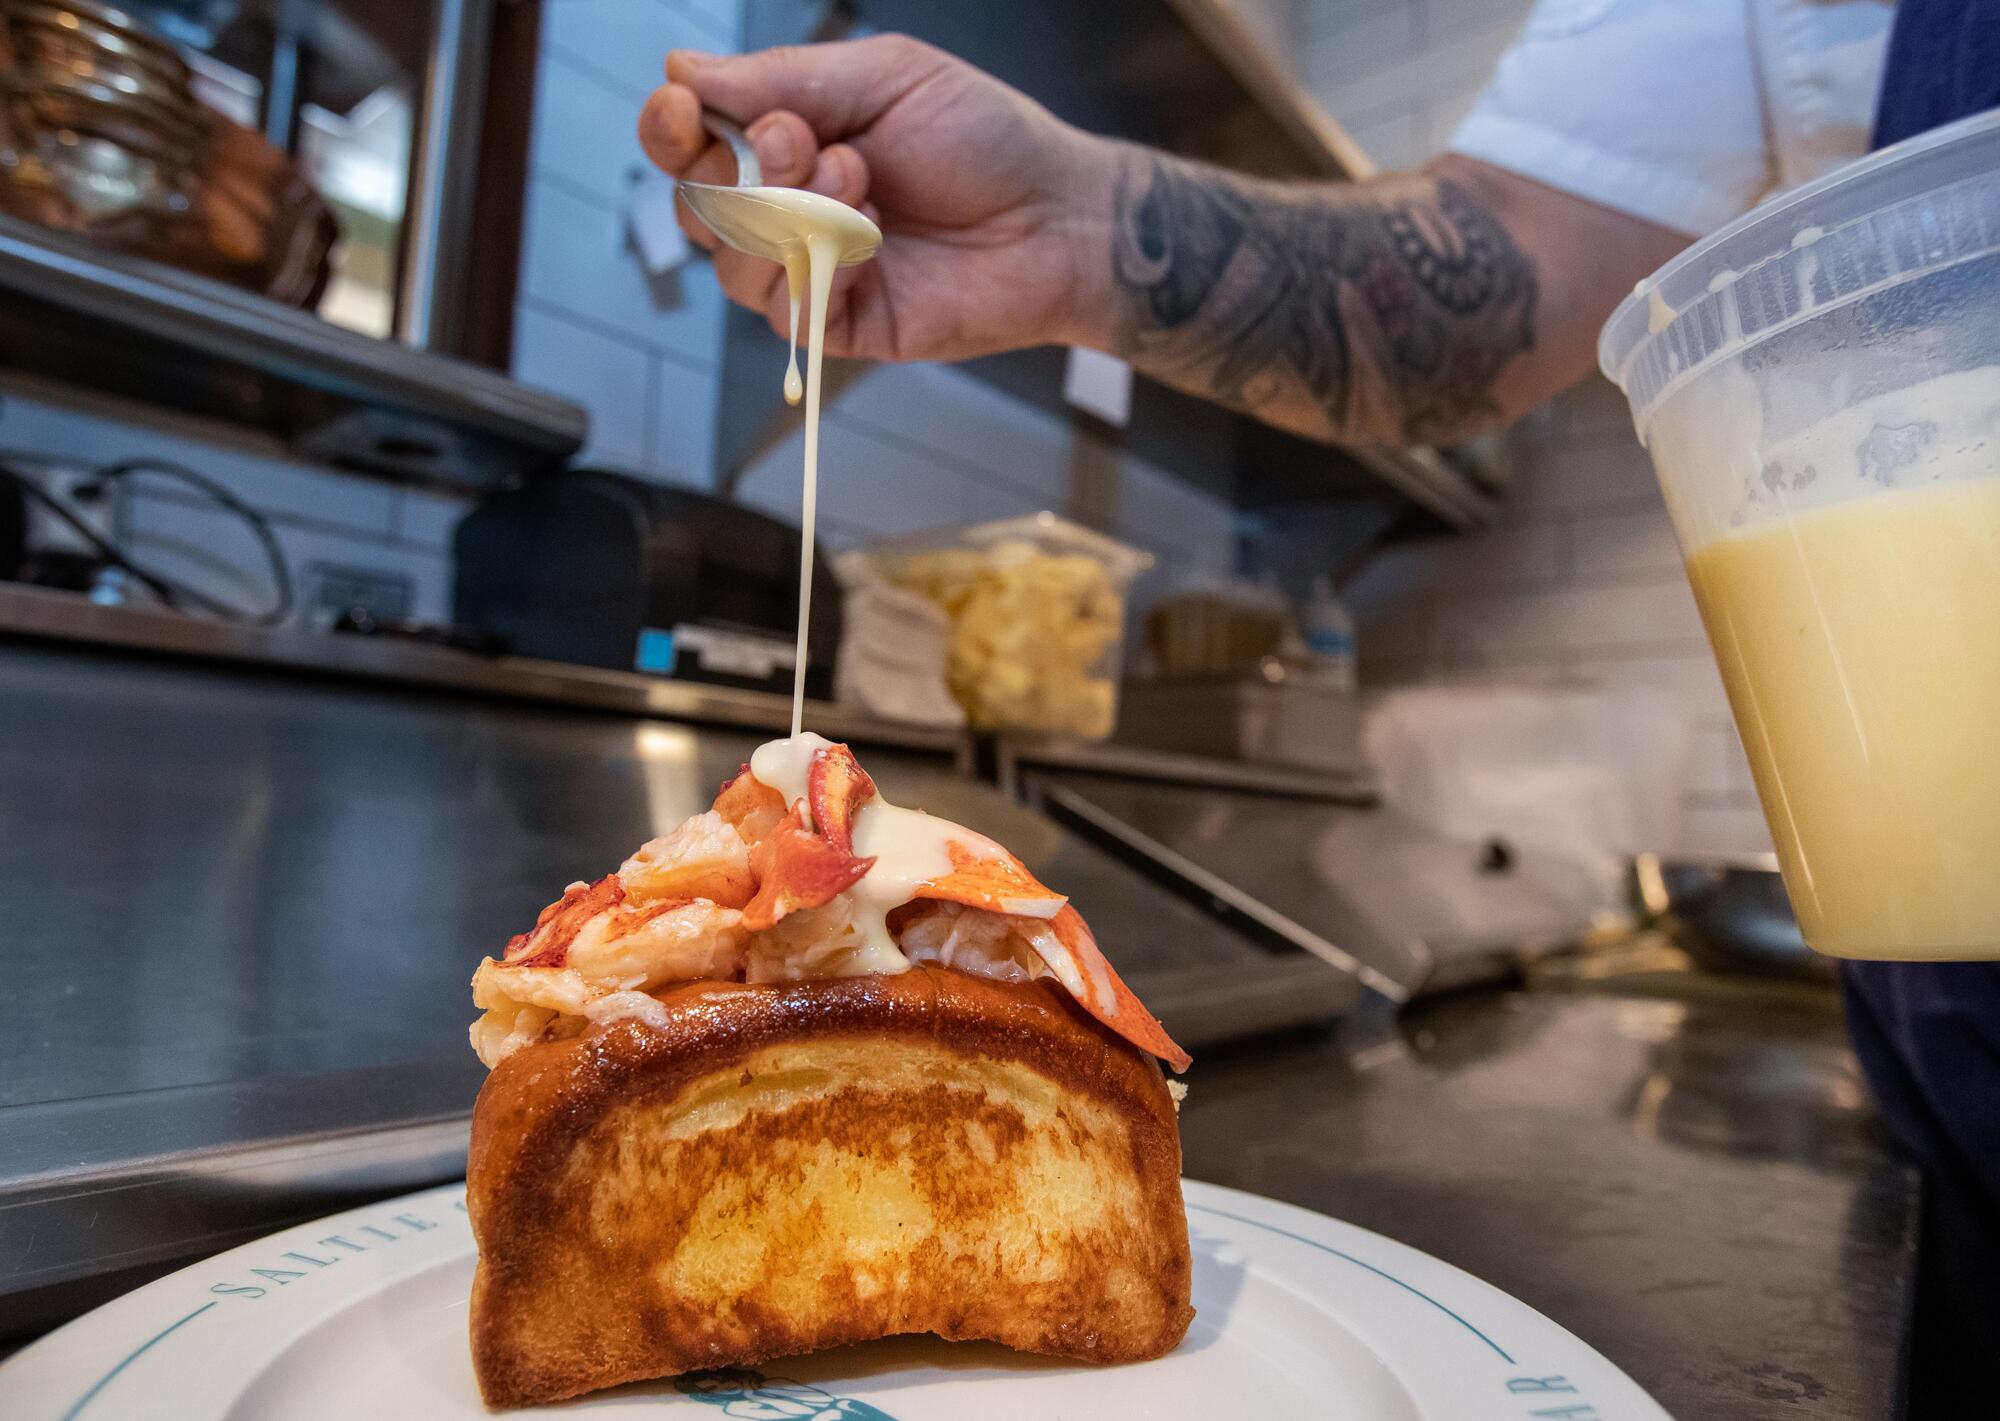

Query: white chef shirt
1450 0 1896 235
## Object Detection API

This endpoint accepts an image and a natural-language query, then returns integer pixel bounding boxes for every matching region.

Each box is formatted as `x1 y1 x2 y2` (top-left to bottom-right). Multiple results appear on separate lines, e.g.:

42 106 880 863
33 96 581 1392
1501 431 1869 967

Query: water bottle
1301 576 1357 693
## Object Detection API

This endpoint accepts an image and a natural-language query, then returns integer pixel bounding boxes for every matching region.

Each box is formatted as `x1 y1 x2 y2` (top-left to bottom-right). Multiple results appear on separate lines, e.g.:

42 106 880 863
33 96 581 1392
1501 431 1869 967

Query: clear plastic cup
1599 110 2000 961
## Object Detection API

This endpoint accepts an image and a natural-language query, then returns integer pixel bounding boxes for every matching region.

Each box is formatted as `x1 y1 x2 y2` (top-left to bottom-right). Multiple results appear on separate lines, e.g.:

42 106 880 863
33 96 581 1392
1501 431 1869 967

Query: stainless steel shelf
995 732 1377 803
0 216 585 491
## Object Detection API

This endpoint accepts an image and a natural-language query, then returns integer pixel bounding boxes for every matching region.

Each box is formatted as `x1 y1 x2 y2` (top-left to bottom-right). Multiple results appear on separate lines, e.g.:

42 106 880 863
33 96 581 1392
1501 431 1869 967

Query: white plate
2 1180 1671 1419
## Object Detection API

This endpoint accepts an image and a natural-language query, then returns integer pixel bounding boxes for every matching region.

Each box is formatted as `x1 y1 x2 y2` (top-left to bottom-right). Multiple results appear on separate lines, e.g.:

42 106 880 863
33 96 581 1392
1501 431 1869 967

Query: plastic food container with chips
863 512 1152 739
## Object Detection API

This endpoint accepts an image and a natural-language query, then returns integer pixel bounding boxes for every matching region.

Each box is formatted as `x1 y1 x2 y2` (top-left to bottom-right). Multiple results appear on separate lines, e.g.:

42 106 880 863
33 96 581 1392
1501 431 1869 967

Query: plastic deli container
864 512 1152 740
1598 110 2000 961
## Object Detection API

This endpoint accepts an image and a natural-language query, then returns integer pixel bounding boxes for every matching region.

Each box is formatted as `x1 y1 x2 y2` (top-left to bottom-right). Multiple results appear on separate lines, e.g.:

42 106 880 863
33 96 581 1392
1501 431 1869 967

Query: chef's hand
638 35 1117 362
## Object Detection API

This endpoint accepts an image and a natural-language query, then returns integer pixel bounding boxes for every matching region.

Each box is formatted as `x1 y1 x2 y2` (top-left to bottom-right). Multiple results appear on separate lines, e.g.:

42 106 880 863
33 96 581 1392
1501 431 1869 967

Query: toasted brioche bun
467 966 1193 1408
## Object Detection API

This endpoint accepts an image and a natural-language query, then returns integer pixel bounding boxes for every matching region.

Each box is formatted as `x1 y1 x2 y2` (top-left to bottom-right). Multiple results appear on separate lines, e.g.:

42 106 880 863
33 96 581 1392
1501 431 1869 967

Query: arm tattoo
1110 152 1538 445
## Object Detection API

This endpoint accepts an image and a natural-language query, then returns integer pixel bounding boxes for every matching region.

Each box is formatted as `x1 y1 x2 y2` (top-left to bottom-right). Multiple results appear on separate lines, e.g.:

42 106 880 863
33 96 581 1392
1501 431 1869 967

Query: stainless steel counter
1033 772 1420 998
0 627 1348 1334
0 583 966 755
1181 970 1916 1420
995 732 1375 803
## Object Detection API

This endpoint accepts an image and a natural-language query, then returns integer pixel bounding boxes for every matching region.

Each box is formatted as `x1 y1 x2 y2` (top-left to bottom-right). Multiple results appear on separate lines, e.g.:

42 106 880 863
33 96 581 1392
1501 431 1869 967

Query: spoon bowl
677 110 882 266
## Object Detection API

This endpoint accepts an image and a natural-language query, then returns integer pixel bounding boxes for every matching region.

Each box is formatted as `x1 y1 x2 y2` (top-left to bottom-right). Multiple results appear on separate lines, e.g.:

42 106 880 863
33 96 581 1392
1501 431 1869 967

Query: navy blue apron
1870 0 2000 148
1839 0 2000 1404
1842 0 2000 1200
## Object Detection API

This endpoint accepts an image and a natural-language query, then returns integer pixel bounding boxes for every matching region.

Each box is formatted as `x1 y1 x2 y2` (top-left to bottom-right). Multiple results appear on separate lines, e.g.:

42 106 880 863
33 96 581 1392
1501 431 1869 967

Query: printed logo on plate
678 1369 898 1418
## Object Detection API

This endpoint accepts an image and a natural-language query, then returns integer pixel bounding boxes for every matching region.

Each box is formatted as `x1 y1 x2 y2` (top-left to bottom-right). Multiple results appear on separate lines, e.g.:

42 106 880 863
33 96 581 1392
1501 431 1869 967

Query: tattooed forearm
1108 151 1538 446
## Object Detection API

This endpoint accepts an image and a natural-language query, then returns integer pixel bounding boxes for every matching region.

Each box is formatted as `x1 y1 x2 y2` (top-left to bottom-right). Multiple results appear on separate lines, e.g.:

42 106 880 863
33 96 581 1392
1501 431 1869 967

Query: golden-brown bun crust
466 966 1192 1407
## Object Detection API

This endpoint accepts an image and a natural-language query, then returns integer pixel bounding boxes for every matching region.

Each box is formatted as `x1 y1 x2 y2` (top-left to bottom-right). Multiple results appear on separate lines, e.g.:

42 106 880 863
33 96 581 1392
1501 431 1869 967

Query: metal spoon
676 109 880 267
694 110 762 188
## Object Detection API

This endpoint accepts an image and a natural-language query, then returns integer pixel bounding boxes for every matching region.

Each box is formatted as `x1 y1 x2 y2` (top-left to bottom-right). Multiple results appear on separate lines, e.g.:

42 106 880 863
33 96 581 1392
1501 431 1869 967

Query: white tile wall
1498 436 1665 518
396 487 469 552
0 384 399 538
517 175 729 365
1107 459 1239 574
650 359 721 485
1579 647 1738 726
507 1 750 493
1430 571 1706 661
735 412 987 537
1678 804 1778 856
0 380 456 626
830 363 1075 507
1231 0 1773 854
511 303 654 468
1568 505 1686 580
1332 379 1770 854
727 356 1240 581
1350 519 1563 600
962 476 1037 527
123 488 454 623
538 0 734 104
526 47 657 206
1690 720 1751 799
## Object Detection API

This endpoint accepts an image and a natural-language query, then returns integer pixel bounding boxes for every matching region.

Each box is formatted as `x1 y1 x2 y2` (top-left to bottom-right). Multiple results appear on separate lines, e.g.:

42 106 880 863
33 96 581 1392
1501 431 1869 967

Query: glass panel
0 0 433 336
297 87 410 336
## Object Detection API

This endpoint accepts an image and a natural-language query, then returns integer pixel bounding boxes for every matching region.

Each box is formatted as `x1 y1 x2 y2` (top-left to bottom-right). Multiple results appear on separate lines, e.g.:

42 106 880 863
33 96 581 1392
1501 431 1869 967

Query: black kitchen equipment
1636 853 1831 982
0 470 22 579
453 470 842 700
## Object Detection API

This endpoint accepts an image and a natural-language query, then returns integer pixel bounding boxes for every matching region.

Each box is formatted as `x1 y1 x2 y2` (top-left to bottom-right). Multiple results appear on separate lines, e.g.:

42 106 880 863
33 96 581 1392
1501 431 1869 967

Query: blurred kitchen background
8 4 1909 1403
0 0 1765 859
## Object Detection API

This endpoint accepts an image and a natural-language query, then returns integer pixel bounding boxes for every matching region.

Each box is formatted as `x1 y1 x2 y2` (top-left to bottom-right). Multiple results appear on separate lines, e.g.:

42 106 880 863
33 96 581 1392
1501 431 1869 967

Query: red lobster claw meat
807 742 877 854
915 843 1189 1071
741 805 876 933
911 841 1067 918
1042 905 1192 1072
